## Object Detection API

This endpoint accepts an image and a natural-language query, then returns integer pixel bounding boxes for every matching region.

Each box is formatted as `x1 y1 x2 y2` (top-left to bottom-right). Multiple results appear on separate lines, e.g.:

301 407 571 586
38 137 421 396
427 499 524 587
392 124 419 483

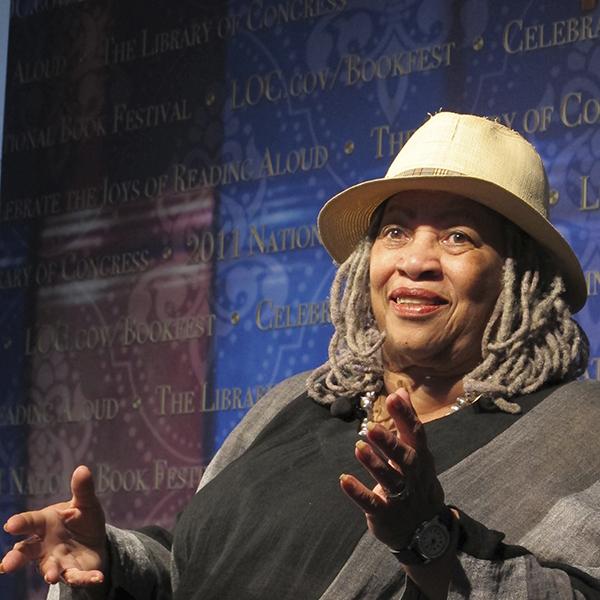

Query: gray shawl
49 376 600 599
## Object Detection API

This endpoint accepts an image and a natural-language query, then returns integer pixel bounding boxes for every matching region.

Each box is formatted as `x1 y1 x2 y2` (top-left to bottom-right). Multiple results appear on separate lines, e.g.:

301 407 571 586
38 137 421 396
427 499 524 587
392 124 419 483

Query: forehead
380 191 505 227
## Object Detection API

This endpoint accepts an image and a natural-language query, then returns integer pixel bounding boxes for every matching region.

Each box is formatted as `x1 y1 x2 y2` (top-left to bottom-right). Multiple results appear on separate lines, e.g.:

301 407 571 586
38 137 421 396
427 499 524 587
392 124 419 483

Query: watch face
416 520 450 560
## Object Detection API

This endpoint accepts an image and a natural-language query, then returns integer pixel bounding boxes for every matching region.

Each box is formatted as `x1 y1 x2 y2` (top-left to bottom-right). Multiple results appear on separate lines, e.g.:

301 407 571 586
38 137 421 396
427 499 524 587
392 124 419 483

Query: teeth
394 297 437 305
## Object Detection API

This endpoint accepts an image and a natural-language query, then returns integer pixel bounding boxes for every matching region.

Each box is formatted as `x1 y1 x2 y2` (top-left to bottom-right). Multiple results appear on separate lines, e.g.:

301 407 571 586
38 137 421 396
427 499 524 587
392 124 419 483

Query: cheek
369 276 384 327
369 252 389 326
458 257 503 311
369 243 400 288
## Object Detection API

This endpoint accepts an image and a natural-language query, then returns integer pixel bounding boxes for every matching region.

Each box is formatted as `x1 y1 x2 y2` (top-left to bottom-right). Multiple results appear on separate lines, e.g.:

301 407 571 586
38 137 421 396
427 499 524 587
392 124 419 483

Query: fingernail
339 473 348 483
91 576 101 583
0 563 5 575
366 422 376 431
2 523 8 532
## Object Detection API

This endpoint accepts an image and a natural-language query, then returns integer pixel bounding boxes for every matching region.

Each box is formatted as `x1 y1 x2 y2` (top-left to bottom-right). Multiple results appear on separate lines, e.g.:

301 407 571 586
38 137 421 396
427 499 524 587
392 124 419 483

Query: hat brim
318 174 587 312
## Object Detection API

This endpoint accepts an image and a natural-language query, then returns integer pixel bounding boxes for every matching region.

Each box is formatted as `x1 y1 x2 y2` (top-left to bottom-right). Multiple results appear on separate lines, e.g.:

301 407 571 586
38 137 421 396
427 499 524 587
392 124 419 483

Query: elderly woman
1 112 599 599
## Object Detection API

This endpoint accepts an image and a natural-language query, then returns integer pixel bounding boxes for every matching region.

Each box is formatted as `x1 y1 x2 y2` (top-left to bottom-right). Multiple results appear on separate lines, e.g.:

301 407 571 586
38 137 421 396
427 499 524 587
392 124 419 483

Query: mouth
388 288 448 316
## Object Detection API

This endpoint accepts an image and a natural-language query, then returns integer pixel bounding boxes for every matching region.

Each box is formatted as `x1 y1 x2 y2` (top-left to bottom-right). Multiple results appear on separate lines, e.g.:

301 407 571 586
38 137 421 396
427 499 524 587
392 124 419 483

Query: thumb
70 466 99 509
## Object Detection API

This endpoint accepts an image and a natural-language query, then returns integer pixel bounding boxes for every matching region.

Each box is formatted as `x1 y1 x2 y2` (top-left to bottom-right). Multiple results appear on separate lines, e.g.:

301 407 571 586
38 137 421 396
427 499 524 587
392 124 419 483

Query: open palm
1 465 107 587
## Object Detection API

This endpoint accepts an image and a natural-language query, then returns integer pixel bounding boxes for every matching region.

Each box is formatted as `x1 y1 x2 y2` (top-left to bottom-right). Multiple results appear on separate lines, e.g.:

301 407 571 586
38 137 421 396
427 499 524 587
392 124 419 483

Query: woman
1 112 598 599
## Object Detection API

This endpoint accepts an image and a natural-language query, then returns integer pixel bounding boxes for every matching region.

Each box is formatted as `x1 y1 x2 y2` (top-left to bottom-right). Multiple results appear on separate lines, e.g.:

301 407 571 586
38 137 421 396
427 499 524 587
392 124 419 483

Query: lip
387 287 449 317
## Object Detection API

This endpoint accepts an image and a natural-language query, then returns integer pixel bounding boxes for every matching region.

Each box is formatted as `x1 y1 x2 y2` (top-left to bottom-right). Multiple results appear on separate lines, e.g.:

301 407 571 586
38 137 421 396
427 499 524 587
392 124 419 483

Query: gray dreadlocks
306 228 588 414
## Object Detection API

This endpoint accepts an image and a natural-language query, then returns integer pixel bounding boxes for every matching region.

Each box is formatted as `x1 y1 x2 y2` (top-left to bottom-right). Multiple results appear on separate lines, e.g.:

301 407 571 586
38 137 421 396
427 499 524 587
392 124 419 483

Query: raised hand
339 388 446 550
1 465 107 587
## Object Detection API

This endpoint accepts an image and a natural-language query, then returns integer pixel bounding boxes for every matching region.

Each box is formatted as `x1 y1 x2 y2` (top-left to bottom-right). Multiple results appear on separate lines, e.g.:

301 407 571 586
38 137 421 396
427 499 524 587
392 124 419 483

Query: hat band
393 167 465 177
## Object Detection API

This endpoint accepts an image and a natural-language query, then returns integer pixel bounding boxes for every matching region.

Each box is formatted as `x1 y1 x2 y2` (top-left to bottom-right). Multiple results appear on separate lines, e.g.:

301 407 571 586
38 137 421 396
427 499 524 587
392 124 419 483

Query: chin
382 336 479 374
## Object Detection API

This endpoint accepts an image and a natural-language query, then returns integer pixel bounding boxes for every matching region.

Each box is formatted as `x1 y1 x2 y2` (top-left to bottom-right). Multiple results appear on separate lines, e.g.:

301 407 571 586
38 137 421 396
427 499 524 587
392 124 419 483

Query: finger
41 555 62 585
71 465 99 509
354 440 406 491
0 536 43 572
60 567 104 586
339 473 386 514
39 554 105 586
39 549 105 586
3 511 47 537
386 389 428 450
365 422 417 472
58 507 81 526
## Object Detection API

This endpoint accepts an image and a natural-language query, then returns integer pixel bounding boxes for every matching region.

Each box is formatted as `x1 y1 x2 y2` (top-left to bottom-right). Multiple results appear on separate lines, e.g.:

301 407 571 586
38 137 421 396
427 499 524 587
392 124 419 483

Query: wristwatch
389 509 453 564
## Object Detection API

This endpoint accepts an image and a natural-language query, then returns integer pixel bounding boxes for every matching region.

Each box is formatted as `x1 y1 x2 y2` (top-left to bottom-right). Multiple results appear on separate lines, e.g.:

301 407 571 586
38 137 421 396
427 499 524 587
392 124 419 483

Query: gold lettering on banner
97 463 150 493
583 357 600 381
24 314 216 356
152 460 204 491
11 0 86 19
58 397 120 423
60 115 107 143
521 106 554 133
97 461 206 493
244 0 347 34
371 125 417 159
0 402 55 426
156 385 196 415
3 145 324 221
186 228 241 263
0 266 34 289
255 299 331 331
112 99 191 133
121 314 216 346
0 396 122 427
101 0 347 62
4 125 57 152
104 23 212 66
65 185 101 212
4 99 191 154
580 176 599 211
100 173 170 205
186 224 322 264
248 224 321 254
345 42 455 85
199 383 271 412
586 271 600 295
153 383 271 414
5 467 62 496
503 15 600 54
370 110 535 158
103 36 138 65
140 24 211 57
257 145 328 177
60 249 151 281
560 92 600 128
173 145 328 188
14 55 67 83
0 249 151 289
1 192 62 221
230 41 454 110
1 173 172 222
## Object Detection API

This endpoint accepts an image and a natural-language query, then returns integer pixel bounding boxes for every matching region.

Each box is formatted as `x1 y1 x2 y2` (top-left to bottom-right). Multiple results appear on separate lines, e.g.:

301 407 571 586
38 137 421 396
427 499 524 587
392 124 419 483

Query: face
369 191 506 376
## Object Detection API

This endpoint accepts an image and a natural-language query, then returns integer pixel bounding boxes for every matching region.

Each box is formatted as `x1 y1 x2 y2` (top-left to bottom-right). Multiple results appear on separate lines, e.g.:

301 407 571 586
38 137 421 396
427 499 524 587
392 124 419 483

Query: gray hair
306 230 588 413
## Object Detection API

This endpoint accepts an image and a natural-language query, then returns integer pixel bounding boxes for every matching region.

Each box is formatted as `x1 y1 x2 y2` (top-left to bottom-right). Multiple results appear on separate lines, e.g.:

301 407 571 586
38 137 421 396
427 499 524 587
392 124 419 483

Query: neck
382 369 465 423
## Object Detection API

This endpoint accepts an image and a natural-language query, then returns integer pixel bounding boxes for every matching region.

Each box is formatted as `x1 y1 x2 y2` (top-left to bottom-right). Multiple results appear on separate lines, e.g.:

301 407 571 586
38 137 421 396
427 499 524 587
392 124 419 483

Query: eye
379 225 409 241
444 230 472 245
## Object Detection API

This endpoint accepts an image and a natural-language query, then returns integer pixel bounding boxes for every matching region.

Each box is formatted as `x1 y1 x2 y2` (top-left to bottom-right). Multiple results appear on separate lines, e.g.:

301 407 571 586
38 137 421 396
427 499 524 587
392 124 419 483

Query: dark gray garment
48 377 600 599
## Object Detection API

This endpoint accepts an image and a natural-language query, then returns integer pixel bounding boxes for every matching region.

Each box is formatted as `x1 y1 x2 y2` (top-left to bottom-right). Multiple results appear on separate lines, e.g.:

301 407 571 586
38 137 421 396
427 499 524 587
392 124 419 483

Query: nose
394 232 442 280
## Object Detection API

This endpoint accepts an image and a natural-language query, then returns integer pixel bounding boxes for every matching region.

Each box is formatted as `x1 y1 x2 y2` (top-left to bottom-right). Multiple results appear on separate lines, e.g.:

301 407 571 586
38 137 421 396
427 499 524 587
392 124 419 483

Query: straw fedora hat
318 111 586 312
